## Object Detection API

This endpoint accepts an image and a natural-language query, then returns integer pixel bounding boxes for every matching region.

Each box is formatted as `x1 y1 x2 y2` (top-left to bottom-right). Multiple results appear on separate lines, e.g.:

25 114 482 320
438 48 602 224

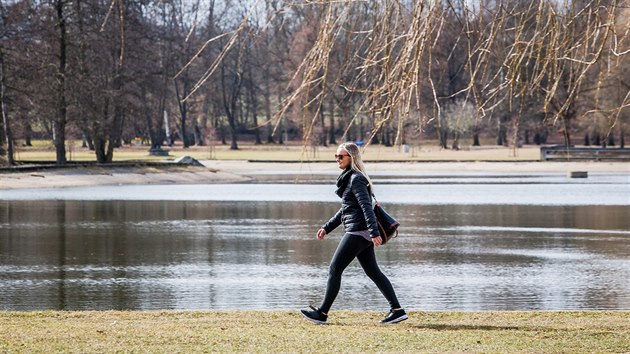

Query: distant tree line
0 0 628 165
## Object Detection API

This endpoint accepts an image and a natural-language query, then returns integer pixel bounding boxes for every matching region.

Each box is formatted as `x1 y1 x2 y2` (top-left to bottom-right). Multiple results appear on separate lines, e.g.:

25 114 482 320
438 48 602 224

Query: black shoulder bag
372 194 400 245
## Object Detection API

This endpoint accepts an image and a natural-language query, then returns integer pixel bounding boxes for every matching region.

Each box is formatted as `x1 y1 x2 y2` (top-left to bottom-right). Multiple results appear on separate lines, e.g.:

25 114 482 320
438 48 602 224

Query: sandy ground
0 160 628 190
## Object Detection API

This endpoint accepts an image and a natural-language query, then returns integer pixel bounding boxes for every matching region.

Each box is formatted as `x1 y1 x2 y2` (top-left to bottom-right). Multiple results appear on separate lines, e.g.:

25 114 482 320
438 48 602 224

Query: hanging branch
181 0 630 149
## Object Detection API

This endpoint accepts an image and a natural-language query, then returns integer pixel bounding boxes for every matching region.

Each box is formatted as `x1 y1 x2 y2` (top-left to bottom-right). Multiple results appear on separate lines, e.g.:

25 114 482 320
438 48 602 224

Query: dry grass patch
1 311 629 353
13 140 541 163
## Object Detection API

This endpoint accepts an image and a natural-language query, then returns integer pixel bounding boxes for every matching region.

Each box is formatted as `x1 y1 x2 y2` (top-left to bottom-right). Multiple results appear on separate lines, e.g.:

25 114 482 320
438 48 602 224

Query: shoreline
1 310 628 352
0 160 628 190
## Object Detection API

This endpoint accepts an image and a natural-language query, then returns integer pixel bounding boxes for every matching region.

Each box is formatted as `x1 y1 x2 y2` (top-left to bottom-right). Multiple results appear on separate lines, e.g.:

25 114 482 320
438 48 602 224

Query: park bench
540 145 630 161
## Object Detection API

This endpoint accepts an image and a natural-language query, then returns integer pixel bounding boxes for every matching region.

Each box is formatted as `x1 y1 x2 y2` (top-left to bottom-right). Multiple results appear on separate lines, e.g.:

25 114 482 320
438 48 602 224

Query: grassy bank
12 140 541 162
1 311 628 353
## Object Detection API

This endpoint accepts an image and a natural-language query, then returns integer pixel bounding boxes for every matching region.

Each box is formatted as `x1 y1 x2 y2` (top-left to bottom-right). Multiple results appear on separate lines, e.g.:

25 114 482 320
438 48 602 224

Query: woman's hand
372 236 383 247
317 228 327 240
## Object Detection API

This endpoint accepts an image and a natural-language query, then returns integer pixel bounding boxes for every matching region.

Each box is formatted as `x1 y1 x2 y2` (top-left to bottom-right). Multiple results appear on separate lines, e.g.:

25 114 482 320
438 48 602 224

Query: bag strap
369 186 379 204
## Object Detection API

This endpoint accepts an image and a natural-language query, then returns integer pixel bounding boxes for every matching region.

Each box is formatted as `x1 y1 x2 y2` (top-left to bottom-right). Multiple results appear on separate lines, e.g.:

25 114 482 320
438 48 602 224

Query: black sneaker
300 305 328 324
380 308 408 324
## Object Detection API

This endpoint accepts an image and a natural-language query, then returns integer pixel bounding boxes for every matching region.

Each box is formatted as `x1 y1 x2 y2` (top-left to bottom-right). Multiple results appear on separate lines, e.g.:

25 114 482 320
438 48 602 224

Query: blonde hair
340 142 373 190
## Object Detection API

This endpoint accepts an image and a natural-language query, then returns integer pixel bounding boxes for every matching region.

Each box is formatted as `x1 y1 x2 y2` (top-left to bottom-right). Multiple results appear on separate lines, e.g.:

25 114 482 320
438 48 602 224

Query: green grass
12 140 542 162
1 311 628 353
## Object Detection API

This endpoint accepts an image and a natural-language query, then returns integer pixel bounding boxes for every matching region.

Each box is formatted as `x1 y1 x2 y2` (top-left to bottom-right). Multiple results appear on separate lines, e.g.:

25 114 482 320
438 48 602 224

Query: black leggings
319 233 401 313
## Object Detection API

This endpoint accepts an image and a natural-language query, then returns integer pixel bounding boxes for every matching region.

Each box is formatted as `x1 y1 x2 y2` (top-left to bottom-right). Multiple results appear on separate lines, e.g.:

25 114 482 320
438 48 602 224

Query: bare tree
220 37 244 150
219 0 629 149
52 0 68 164
2 0 627 159
169 0 203 148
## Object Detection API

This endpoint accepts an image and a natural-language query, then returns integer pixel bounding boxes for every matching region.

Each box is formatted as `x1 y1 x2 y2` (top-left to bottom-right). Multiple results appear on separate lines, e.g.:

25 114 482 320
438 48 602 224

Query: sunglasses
335 154 350 160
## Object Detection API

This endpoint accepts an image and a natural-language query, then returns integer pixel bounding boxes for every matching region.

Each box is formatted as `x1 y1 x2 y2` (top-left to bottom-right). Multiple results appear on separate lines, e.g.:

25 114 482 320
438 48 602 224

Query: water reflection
1 200 629 311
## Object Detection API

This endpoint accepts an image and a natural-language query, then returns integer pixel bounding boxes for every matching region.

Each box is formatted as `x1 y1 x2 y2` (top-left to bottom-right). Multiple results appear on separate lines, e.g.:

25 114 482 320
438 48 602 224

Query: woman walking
300 142 407 325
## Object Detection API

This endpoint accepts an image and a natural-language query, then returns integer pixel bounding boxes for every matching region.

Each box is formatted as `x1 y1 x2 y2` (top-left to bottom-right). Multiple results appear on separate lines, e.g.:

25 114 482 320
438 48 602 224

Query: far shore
0 159 628 190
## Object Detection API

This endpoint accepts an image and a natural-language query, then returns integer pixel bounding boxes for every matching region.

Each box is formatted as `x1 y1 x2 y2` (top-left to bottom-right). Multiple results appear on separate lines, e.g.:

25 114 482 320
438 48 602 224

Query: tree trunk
94 136 106 163
320 106 327 146
0 44 14 164
358 115 364 143
194 122 205 146
174 80 189 148
106 106 121 162
451 131 460 150
328 96 336 145
220 126 227 145
249 82 261 144
94 104 109 163
439 129 447 149
229 124 238 150
75 0 94 152
277 89 285 144
221 64 241 150
0 8 5 163
472 125 480 146
496 117 506 146
181 106 188 147
24 121 33 146
146 92 166 149
0 98 12 166
54 0 68 165
607 132 615 146
83 130 95 150
263 81 275 143
524 129 529 145
592 129 600 146
342 104 351 141
563 130 572 148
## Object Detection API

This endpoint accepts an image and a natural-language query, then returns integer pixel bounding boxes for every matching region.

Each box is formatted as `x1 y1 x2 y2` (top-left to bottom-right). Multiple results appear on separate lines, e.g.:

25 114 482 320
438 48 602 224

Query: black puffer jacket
322 171 380 238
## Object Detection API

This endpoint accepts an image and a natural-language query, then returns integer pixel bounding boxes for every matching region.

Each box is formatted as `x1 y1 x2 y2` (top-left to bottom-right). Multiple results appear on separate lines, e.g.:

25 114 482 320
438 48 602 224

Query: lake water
1 177 629 311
